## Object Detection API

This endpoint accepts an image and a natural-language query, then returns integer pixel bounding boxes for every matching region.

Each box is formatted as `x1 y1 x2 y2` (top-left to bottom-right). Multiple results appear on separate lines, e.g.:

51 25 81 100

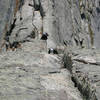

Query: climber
41 32 49 40
28 4 34 7
48 48 58 54
81 13 86 20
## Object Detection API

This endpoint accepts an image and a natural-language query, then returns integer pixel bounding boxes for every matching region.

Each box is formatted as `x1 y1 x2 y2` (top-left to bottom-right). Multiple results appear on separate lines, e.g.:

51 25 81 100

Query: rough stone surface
0 0 83 100
0 0 100 100
40 0 100 49
63 48 100 100
0 0 16 45
0 37 83 100
0 0 100 48
0 0 24 47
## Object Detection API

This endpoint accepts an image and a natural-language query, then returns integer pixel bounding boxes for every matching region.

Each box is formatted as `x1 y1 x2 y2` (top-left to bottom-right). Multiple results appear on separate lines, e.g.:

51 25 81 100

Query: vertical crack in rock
63 48 100 100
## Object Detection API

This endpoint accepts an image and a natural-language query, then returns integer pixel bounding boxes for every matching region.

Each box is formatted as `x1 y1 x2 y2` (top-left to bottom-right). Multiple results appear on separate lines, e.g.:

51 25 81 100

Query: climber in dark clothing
48 48 58 54
41 32 49 40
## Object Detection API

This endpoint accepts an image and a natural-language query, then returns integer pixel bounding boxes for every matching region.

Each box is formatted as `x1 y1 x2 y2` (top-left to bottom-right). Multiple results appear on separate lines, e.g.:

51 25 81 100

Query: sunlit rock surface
0 0 83 100
0 0 100 100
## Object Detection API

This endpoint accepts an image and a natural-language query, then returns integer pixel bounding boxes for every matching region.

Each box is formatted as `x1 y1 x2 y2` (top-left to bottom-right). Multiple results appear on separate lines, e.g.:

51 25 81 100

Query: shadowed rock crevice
71 76 97 100
33 0 45 18
63 48 100 100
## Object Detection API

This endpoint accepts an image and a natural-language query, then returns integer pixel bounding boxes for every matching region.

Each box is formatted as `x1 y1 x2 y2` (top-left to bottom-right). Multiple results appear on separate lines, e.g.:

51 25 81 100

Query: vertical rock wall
0 0 100 49
35 0 81 48
0 0 24 49
39 0 100 49
53 0 100 48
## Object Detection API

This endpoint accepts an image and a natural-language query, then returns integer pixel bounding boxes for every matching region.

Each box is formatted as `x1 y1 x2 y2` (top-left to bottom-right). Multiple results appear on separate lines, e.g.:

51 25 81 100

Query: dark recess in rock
96 7 100 14
27 31 36 39
33 0 45 18
4 18 16 43
18 0 24 10
81 13 86 20
72 76 98 100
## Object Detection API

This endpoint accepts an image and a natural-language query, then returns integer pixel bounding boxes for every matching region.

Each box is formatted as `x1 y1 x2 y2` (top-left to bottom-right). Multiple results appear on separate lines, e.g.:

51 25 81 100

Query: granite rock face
54 0 100 49
0 0 100 48
0 0 16 45
0 0 100 100
0 0 25 48
0 0 83 100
